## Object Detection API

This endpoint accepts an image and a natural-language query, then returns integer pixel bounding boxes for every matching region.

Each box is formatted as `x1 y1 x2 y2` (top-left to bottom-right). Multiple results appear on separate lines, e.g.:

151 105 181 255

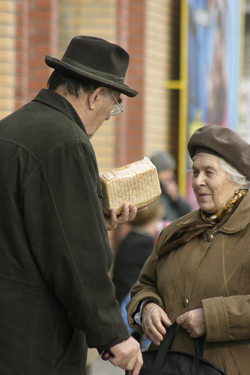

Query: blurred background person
112 200 168 349
113 200 167 306
150 152 192 221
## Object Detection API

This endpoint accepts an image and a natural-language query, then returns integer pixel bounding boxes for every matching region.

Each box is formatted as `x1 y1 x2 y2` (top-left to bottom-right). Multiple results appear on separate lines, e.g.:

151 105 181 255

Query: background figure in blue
150 152 192 221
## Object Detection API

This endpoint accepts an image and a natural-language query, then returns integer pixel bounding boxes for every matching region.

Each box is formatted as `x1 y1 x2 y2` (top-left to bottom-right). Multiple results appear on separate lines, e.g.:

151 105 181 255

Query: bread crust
99 157 161 215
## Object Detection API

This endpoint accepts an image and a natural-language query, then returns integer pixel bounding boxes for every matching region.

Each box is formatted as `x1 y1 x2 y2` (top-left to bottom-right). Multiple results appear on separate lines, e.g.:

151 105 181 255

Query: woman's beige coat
127 193 250 375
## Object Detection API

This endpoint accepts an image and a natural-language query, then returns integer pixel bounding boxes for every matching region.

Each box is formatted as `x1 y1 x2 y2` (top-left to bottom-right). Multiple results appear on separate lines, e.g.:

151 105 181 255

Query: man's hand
176 308 206 338
104 203 148 231
142 303 172 345
108 336 143 375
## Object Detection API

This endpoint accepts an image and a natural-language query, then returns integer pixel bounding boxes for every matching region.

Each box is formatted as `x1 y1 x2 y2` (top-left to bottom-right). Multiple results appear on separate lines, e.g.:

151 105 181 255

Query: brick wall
115 0 135 168
28 0 58 101
57 0 117 172
123 0 146 164
14 0 58 109
144 0 170 158
15 0 29 109
0 1 16 119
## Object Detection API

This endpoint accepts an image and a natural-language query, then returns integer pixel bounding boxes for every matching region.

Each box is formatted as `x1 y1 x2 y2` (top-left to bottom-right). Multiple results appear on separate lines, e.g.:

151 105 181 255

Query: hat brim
45 56 138 97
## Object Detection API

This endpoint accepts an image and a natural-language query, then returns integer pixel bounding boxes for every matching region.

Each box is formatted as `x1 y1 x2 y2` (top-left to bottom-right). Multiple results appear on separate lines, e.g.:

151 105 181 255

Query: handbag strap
152 321 177 370
153 321 205 373
192 335 205 375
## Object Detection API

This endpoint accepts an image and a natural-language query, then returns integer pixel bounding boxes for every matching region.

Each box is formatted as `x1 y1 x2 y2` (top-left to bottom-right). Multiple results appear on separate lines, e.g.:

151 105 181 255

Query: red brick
35 22 53 34
34 69 51 80
36 45 56 55
29 34 51 43
16 65 28 76
16 39 28 50
16 77 28 88
28 56 41 65
29 11 54 20
28 81 47 91
35 0 55 10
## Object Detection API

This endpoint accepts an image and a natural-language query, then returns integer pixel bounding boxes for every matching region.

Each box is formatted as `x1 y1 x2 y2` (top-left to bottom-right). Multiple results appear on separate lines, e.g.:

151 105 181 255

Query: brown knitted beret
188 125 250 179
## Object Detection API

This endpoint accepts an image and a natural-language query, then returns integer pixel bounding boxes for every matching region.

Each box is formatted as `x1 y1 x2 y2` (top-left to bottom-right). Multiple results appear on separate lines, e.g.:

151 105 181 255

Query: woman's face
191 153 240 214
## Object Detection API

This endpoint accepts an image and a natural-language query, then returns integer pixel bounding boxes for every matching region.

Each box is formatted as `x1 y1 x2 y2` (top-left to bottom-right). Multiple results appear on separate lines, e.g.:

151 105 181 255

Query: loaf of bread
99 156 161 215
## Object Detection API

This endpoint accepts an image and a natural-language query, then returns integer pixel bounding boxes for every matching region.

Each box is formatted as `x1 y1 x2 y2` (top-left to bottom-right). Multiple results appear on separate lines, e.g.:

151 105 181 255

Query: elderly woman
127 125 250 375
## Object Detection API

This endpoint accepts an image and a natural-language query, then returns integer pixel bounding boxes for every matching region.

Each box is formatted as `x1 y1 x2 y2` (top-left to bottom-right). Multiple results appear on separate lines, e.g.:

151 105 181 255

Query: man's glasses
109 91 124 116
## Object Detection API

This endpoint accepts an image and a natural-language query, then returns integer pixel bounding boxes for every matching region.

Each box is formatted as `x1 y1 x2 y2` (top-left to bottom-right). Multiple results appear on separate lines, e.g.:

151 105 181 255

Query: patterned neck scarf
154 189 247 260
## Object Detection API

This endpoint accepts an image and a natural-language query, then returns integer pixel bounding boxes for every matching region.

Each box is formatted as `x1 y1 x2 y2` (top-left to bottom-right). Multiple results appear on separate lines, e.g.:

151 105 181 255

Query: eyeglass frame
109 90 124 116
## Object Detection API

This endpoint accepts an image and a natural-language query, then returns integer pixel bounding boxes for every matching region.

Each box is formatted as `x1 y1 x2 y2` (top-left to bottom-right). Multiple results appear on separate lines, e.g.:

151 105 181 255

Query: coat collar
177 192 250 234
32 89 86 134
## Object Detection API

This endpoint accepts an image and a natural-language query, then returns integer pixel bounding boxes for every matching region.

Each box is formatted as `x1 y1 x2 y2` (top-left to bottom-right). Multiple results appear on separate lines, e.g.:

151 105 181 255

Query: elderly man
0 36 142 375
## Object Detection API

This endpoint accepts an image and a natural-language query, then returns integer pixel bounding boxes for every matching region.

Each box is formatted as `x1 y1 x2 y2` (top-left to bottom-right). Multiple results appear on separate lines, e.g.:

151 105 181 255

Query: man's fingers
109 336 142 372
101 351 112 360
132 356 143 375
116 203 135 224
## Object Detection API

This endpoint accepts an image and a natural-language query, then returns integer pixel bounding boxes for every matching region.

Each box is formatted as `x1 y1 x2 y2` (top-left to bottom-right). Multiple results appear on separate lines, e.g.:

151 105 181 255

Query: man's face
84 89 122 139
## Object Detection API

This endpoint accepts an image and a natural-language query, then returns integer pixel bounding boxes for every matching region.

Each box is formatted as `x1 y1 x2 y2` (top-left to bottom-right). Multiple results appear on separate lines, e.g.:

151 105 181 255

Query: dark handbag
139 322 226 375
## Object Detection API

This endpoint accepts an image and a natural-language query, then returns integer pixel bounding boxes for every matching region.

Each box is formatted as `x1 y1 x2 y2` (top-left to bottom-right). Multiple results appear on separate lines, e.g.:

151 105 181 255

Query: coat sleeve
22 140 130 353
202 295 250 342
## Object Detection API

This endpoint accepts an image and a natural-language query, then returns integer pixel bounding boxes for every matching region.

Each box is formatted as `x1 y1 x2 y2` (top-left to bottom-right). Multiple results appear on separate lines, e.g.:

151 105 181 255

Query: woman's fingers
176 308 206 337
142 303 172 345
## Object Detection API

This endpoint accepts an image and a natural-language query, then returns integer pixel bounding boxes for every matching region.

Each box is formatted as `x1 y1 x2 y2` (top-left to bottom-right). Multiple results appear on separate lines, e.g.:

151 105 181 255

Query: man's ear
88 87 107 110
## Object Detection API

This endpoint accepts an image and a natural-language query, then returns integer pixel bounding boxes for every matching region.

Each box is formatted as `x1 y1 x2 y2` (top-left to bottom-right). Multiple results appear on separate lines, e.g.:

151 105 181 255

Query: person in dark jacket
113 200 168 349
150 151 192 221
113 200 167 305
0 36 143 375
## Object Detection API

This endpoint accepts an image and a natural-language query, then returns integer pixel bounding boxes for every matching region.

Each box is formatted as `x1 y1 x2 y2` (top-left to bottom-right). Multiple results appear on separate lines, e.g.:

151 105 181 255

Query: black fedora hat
45 36 138 97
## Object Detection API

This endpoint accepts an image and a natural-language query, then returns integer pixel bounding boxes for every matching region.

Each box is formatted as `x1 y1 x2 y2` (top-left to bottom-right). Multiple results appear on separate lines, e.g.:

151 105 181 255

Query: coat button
208 233 213 242
182 298 189 307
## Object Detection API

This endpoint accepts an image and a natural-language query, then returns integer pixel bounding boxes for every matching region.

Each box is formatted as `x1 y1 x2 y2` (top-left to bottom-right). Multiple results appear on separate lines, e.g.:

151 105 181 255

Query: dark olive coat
0 89 129 375
127 193 250 375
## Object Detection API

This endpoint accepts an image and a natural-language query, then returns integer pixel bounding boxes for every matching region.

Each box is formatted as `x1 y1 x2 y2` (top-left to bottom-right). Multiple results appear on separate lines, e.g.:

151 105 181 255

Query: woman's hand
142 303 172 345
176 307 206 338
